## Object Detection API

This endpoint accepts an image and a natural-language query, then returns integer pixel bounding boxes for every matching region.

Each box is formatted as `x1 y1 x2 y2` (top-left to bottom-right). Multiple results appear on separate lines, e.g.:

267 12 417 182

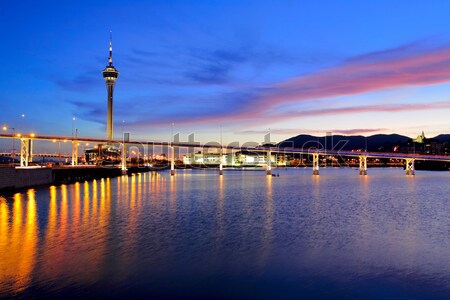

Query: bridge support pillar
405 158 415 176
121 143 127 174
71 140 78 166
312 153 319 175
359 156 367 175
266 150 272 175
170 145 175 176
28 139 33 163
20 138 30 167
219 147 223 176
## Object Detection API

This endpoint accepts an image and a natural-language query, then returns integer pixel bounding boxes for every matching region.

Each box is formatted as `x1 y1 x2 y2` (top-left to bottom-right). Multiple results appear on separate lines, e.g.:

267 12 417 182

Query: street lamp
2 126 15 165
53 139 61 163
365 136 367 153
72 117 76 138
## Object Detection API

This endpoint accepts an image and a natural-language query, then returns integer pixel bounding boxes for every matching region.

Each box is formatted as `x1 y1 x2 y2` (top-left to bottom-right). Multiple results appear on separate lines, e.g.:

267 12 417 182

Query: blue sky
1 0 450 148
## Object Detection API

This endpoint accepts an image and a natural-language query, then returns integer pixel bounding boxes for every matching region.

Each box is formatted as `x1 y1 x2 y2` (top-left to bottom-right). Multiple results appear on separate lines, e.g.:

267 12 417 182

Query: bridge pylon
405 158 415 176
219 148 223 176
20 138 31 167
359 156 367 175
170 145 175 176
266 150 272 175
71 140 79 166
312 153 319 175
121 143 127 174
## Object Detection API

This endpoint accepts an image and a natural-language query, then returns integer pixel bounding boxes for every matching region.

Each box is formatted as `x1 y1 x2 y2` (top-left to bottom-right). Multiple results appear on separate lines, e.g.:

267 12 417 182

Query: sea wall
52 166 122 183
0 167 53 191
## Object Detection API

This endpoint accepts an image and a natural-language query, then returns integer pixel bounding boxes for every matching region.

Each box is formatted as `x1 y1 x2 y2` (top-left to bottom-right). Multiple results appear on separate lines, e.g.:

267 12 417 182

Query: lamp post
72 117 76 138
365 136 367 153
53 139 61 164
2 126 16 165
20 114 25 133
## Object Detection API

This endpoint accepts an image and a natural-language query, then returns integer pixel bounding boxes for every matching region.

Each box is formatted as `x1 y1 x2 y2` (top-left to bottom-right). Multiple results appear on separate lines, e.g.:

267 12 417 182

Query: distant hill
434 134 450 143
278 134 411 151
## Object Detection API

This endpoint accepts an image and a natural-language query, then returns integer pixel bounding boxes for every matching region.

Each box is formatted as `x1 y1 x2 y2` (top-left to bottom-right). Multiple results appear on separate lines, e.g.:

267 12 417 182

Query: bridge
1 132 450 176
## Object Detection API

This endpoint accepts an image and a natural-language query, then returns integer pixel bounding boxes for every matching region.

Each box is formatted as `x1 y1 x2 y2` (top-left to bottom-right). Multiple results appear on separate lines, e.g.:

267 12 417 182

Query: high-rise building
102 33 119 140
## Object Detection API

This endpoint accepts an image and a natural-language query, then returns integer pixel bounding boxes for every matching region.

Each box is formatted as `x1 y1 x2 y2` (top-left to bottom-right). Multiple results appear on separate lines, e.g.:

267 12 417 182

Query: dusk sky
2 0 450 146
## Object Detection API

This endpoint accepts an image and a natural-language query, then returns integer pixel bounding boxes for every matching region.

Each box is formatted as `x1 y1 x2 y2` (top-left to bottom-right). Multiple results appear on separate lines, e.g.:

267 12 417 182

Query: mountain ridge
277 133 448 151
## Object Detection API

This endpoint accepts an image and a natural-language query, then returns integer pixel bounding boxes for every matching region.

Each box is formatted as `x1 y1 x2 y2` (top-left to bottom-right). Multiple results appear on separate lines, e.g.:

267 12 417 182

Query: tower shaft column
102 33 119 141
106 84 114 140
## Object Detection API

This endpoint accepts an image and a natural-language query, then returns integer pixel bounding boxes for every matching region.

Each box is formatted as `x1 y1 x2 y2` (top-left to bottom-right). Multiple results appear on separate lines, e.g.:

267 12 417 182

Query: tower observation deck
102 33 119 141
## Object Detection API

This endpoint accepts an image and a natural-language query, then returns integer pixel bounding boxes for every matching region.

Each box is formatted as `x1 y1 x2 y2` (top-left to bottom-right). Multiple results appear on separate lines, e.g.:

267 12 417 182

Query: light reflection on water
0 168 449 299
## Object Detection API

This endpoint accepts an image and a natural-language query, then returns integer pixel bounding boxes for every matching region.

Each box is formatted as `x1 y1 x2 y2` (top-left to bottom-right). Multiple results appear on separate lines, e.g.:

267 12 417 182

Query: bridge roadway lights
359 156 368 176
405 158 415 176
312 153 319 176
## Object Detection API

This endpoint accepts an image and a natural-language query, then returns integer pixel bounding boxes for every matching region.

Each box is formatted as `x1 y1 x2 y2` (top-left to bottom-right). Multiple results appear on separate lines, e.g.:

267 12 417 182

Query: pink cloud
132 42 450 127
261 46 450 107
287 101 450 118
236 128 385 136
236 101 450 128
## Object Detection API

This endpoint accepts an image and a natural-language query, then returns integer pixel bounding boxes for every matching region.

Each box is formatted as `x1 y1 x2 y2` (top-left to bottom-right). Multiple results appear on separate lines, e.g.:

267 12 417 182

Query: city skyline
1 1 450 145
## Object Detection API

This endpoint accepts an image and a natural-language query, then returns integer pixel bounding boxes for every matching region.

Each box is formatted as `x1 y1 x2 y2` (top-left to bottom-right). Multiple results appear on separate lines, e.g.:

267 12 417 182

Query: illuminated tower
102 33 119 140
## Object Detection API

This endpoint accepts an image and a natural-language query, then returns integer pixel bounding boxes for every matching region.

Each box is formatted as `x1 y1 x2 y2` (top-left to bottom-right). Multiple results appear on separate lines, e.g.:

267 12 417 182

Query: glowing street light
53 139 61 163
72 117 76 138
3 125 16 165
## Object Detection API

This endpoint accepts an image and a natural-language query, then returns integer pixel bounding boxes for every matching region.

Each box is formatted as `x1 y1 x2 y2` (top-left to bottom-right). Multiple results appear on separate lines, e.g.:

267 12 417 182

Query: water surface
1 168 449 299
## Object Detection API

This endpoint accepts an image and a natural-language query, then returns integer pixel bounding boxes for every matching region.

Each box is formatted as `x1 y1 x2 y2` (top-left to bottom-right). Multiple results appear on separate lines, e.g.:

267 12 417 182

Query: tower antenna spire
109 30 113 66
103 31 119 141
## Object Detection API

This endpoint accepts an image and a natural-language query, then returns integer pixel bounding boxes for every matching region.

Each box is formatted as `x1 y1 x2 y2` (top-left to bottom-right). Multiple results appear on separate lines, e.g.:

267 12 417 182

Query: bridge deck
1 133 449 162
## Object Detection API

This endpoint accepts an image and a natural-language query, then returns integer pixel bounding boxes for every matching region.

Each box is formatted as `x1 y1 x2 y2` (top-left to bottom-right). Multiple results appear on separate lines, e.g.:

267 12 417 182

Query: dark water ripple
0 168 450 299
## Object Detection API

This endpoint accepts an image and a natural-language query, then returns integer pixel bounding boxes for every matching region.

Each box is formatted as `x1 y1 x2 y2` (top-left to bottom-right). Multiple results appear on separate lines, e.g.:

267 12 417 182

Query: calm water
1 168 450 299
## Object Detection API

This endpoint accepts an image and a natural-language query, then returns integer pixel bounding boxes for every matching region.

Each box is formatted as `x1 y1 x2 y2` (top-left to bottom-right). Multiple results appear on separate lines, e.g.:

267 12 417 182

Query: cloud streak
257 43 450 108
126 42 450 129
235 128 386 136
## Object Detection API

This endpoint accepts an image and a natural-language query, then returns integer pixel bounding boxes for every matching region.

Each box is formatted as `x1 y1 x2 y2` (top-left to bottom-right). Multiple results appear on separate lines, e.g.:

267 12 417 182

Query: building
102 33 119 141
413 131 426 143
183 151 276 166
